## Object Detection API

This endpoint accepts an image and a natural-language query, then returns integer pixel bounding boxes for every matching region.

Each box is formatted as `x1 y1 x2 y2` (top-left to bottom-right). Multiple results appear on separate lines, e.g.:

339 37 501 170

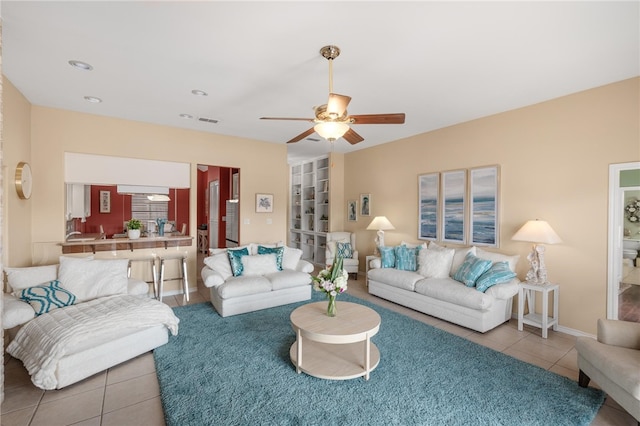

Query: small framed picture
347 200 357 221
256 193 273 213
360 193 371 216
100 190 111 213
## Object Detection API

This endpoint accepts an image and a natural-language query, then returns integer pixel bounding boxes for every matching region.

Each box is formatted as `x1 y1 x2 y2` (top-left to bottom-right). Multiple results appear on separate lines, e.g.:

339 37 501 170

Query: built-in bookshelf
289 156 330 265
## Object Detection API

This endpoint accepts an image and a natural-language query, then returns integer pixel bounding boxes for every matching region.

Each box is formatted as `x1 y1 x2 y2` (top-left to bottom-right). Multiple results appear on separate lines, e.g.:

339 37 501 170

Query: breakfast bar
60 235 193 254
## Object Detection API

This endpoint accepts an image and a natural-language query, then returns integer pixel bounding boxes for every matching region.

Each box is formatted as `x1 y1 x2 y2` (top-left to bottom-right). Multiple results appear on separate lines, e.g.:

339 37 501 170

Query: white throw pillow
282 246 303 270
203 252 233 280
475 247 520 272
5 264 58 292
418 247 455 278
2 294 36 328
241 254 278 276
58 257 129 302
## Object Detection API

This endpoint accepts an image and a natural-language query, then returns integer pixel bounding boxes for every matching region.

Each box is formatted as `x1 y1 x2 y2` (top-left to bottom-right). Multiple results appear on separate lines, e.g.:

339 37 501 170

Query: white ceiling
2 1 638 163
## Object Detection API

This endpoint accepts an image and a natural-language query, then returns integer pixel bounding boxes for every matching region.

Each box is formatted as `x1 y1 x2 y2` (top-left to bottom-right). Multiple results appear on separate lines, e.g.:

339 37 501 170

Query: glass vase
327 295 337 317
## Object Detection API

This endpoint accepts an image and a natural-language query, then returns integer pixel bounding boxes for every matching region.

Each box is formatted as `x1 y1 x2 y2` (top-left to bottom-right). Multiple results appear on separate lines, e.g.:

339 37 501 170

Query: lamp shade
314 122 349 142
512 220 562 244
367 216 395 231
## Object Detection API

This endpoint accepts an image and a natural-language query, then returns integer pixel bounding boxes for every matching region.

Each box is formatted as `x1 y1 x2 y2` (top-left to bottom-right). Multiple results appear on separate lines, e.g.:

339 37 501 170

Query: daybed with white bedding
3 256 179 390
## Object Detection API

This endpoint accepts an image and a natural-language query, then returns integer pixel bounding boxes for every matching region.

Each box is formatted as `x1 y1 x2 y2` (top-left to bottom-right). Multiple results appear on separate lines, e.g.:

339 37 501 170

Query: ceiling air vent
198 117 219 124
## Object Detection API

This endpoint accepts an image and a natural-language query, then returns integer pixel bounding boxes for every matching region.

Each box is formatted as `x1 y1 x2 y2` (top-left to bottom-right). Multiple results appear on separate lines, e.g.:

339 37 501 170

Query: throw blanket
7 294 179 389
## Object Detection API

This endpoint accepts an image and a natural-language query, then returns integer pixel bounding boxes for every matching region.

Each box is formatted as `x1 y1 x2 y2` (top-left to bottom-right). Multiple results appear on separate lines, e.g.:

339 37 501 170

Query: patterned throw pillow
475 261 517 292
227 247 250 276
379 246 396 268
336 242 353 259
453 253 493 287
257 245 284 270
395 245 421 272
18 280 76 315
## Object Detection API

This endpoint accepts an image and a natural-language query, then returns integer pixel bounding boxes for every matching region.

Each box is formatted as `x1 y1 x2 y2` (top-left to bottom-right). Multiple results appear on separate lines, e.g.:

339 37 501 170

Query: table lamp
512 219 562 284
366 216 395 255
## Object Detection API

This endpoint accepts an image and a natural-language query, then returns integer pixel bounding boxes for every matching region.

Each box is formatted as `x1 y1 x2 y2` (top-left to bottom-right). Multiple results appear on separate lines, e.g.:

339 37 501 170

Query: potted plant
127 218 142 240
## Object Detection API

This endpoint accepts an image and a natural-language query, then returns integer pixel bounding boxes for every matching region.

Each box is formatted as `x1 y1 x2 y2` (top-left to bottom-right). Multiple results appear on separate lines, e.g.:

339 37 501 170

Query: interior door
209 180 219 249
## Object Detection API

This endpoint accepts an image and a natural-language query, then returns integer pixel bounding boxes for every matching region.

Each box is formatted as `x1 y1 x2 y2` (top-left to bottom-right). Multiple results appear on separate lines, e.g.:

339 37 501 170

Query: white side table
365 255 379 287
518 282 559 338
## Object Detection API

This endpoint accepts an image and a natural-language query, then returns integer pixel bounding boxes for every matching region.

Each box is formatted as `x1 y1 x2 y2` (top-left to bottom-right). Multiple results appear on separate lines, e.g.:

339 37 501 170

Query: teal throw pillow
227 247 250 276
394 245 421 272
452 253 492 287
475 261 517 292
257 246 284 270
18 280 76 315
336 242 353 259
379 246 396 268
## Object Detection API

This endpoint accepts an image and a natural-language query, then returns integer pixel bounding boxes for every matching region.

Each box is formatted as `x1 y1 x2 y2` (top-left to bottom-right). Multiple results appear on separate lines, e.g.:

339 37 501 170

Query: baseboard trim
509 312 596 339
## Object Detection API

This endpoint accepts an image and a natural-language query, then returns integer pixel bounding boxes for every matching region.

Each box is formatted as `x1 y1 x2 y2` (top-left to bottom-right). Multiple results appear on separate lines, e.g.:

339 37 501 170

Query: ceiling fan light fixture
314 122 349 142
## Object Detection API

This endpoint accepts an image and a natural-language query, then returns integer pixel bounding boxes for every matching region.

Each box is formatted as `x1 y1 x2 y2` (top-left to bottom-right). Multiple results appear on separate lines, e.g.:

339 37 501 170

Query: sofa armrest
597 318 640 349
484 278 520 300
2 293 36 329
369 257 382 269
295 260 314 274
201 266 225 288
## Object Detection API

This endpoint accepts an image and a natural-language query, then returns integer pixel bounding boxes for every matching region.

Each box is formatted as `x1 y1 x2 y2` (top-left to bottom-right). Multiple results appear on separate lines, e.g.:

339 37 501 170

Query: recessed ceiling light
179 113 194 119
84 96 102 103
69 60 93 71
191 89 208 96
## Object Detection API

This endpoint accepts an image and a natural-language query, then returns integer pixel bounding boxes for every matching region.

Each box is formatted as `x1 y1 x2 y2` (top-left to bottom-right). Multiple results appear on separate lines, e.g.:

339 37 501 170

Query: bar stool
197 229 208 254
158 254 189 302
127 257 158 299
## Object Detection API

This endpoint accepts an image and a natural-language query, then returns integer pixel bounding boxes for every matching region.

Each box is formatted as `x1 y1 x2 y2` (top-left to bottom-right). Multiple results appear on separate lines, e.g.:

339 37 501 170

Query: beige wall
343 77 640 334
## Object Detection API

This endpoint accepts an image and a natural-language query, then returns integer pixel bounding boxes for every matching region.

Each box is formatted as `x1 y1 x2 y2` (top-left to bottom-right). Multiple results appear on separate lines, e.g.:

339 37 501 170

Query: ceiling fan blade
260 117 315 122
349 113 406 125
343 128 364 145
326 93 351 118
286 127 316 144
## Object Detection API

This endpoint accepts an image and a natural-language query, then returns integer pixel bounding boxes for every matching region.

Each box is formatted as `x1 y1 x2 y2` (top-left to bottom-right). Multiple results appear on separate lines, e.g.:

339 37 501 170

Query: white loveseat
3 256 179 390
367 243 520 333
201 243 313 317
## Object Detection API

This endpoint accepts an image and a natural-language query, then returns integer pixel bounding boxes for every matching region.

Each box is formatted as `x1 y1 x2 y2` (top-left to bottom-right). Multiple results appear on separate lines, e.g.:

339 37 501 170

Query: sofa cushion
282 246 303 271
475 247 520 272
379 246 396 268
5 264 58 292
475 261 517 292
257 246 284 270
3 294 36 328
227 247 250 276
204 252 233 280
418 246 455 278
18 280 77 315
216 275 272 299
414 278 494 310
241 254 279 276
58 257 129 302
266 270 311 291
452 253 492 287
368 268 423 291
395 245 421 271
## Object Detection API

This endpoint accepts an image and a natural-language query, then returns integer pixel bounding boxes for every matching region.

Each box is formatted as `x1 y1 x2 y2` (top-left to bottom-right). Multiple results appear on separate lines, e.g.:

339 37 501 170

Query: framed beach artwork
418 173 439 240
256 193 273 213
347 200 357 222
470 166 500 247
99 190 111 213
441 170 466 244
360 193 371 216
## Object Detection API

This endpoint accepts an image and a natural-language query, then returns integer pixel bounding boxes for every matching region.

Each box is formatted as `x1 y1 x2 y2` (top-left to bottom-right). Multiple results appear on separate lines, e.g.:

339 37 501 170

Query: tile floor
2 268 637 425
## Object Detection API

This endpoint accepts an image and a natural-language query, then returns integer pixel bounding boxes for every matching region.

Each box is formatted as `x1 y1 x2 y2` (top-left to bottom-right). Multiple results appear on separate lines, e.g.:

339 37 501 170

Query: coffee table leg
296 328 302 374
365 334 371 380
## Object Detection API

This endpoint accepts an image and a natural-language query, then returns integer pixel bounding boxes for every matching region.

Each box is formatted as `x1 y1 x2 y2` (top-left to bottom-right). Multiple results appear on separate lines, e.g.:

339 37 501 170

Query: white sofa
201 243 313 317
3 256 179 390
367 243 520 333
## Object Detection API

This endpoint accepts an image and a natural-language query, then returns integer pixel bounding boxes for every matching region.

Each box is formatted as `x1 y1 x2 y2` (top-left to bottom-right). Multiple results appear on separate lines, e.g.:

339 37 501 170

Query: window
131 195 168 224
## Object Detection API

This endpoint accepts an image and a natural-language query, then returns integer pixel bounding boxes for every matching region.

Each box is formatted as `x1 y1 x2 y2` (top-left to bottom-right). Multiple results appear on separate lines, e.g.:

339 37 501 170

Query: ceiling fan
260 45 406 145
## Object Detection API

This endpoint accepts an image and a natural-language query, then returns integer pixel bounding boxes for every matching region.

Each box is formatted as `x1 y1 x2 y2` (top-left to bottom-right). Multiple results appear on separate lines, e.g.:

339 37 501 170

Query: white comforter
7 294 179 389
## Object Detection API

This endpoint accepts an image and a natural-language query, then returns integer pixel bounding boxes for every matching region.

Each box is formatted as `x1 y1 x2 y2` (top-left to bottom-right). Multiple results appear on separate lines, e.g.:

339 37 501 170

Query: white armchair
325 232 359 280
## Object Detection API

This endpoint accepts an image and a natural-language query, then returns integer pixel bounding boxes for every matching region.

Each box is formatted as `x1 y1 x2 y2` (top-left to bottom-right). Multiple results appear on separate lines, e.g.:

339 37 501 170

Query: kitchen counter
60 235 193 254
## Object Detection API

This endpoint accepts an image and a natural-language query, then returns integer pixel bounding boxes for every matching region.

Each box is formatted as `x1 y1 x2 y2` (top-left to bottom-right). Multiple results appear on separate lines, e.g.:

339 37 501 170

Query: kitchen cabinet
66 184 91 219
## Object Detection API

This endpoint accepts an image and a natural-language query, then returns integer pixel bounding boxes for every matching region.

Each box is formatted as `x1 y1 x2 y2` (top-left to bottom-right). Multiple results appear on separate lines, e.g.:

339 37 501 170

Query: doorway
197 165 240 251
607 162 640 322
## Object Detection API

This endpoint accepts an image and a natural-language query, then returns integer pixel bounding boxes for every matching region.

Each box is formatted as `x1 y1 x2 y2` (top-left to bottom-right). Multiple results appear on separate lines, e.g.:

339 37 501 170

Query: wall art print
347 200 357 222
256 193 273 213
470 166 500 247
418 173 439 240
441 170 466 244
99 190 111 213
360 193 371 216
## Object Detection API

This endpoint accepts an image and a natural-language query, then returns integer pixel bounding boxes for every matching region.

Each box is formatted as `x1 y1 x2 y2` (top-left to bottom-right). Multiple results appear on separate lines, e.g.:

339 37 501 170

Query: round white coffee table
289 301 381 380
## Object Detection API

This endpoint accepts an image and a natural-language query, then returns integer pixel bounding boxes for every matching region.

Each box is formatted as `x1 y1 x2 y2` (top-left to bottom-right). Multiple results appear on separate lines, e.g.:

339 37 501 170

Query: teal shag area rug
153 292 604 426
